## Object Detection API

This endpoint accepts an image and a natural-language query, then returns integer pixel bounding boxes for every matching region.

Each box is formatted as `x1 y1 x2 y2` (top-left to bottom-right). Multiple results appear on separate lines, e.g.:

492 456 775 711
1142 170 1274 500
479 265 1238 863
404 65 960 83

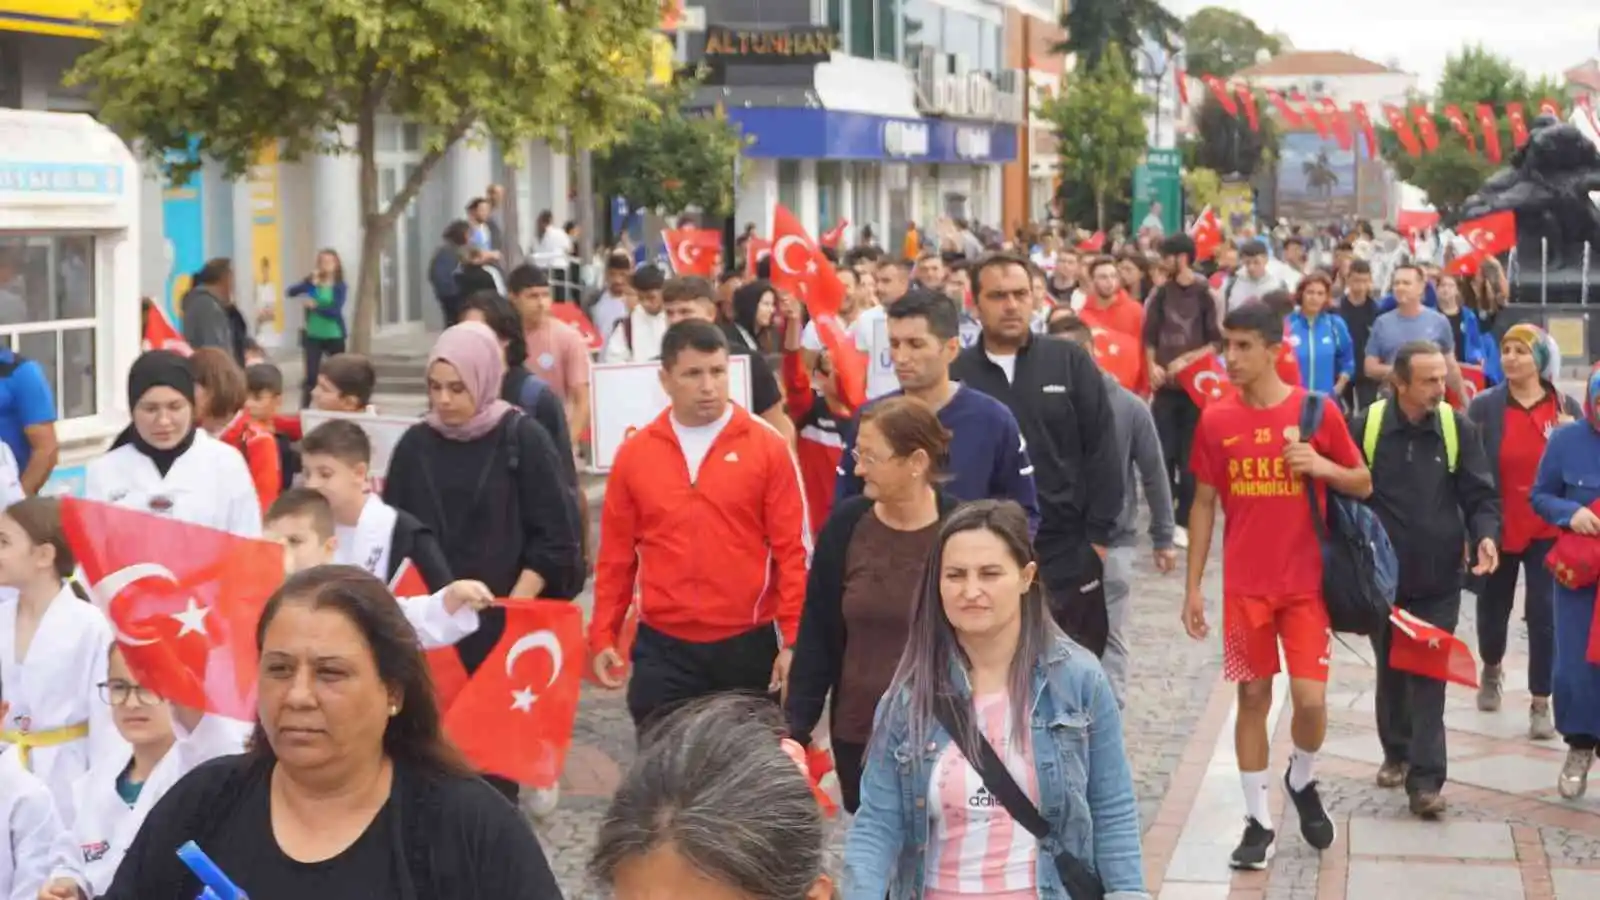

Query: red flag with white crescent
1411 106 1441 153
662 228 723 277
819 219 849 249
1349 102 1379 160
1265 89 1303 127
1538 98 1563 120
1319 98 1352 151
443 600 585 789
1235 85 1259 132
1384 105 1422 157
1189 207 1223 263
1175 68 1189 106
1177 355 1236 408
389 558 472 712
744 236 772 278
1475 104 1502 164
1389 608 1479 688
1301 102 1330 140
1444 210 1516 277
141 300 192 356
1442 104 1476 154
62 498 283 720
1201 75 1238 116
1506 102 1531 149
770 205 866 409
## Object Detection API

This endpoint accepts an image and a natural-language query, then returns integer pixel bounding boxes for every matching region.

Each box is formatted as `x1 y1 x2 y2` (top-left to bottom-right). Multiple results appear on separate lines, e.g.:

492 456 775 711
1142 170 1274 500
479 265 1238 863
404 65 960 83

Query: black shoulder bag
933 697 1106 900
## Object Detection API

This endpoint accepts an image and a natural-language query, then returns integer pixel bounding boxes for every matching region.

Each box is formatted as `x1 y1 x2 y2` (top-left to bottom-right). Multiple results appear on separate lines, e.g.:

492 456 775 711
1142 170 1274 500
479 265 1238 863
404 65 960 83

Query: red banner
1539 98 1563 119
1506 102 1530 148
1443 104 1476 154
1175 68 1189 106
1265 89 1303 127
1319 98 1352 151
1302 102 1330 140
1202 75 1238 116
1411 106 1441 153
1235 85 1260 132
1475 103 1502 164
1349 102 1379 159
1384 104 1422 157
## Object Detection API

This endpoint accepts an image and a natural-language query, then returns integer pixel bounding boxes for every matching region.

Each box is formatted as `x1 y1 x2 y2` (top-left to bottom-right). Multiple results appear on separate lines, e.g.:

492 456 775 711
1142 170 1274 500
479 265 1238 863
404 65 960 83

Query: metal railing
1507 239 1595 306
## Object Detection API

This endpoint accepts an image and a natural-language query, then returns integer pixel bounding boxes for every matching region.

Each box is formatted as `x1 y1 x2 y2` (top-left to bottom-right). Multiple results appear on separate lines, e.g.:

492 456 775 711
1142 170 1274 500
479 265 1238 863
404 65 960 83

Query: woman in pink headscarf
382 321 584 800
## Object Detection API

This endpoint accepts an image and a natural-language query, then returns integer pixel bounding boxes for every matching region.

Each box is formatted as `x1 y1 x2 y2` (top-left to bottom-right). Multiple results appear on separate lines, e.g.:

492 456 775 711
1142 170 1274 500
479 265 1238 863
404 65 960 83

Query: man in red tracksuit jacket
589 319 810 735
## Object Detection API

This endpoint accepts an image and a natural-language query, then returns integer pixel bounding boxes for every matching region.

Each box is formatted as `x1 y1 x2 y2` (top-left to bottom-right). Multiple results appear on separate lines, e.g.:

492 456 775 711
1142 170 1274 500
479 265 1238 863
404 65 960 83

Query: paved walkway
1147 583 1600 900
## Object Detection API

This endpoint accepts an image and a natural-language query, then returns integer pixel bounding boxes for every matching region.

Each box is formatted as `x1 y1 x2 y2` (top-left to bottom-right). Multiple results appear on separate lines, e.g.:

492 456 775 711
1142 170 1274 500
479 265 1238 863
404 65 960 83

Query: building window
876 0 898 60
902 0 938 63
0 233 98 421
828 0 843 38
817 162 843 229
848 0 873 58
778 160 803 214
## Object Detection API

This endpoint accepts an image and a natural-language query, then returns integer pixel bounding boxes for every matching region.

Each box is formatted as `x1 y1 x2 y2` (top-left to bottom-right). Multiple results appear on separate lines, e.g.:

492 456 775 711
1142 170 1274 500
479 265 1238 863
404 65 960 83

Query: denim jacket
842 635 1148 900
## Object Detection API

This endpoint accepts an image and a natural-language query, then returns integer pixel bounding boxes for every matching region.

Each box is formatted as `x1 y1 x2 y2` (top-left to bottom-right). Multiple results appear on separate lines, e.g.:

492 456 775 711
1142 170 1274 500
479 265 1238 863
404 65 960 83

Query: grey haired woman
589 695 836 900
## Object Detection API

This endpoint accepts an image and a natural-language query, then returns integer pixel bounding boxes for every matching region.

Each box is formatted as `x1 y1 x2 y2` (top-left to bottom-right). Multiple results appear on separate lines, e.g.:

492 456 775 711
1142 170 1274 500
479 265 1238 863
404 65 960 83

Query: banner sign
247 144 284 347
703 26 839 64
866 317 899 400
160 142 206 324
588 357 752 472
299 409 417 494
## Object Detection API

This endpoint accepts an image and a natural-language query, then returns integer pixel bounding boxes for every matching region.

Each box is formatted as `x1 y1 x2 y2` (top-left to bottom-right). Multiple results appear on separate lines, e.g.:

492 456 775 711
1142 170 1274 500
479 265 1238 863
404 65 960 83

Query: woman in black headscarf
84 350 261 536
725 280 778 353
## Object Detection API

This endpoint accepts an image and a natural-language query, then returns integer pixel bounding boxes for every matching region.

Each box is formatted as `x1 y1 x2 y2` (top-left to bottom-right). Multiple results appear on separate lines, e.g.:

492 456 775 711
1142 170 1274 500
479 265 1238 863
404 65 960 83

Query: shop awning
0 0 131 38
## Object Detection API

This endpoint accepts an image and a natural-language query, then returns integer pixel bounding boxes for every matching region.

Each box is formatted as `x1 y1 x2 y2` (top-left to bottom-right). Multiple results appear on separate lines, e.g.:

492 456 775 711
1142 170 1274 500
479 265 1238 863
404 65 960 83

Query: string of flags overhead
1173 66 1599 166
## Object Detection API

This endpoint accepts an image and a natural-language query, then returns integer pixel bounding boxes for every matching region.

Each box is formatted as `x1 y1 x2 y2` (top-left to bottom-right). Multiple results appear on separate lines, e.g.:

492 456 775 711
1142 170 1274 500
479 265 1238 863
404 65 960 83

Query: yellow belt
1 722 90 770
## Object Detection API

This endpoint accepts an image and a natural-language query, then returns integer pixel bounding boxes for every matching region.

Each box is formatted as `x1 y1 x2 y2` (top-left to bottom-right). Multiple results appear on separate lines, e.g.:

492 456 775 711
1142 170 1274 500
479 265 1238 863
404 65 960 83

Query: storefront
0 108 143 496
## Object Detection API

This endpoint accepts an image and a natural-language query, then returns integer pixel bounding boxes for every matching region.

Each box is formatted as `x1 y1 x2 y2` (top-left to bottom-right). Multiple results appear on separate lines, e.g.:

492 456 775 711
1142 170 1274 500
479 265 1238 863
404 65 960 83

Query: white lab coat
84 431 262 537
0 585 124 827
48 714 249 897
0 747 65 900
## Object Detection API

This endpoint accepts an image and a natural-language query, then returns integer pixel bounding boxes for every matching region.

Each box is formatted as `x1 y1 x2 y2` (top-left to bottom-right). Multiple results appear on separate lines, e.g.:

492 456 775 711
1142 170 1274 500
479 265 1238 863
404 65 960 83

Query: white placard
299 409 419 494
588 356 752 472
866 317 901 400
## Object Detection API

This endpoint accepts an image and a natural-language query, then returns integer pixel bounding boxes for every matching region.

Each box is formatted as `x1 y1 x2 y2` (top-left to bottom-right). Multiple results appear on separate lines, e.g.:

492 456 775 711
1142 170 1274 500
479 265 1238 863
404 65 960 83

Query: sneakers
1559 748 1595 800
1282 772 1336 850
1174 526 1189 549
1530 699 1556 741
1376 761 1409 789
1477 664 1503 711
1229 817 1276 870
1409 790 1447 819
521 784 561 820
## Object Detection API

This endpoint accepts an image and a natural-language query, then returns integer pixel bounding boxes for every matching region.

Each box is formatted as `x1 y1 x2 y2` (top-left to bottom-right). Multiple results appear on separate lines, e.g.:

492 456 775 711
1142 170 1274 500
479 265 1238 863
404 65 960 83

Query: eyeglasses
850 449 898 467
98 680 161 707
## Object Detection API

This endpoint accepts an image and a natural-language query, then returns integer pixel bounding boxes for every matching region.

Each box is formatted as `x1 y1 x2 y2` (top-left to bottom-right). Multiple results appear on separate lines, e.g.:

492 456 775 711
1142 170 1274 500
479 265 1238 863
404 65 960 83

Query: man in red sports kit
1182 301 1373 870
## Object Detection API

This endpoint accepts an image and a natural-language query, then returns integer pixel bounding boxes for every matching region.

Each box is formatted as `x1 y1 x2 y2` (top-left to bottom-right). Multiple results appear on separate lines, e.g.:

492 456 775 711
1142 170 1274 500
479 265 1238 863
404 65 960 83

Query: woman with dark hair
787 396 956 812
726 280 777 353
457 290 576 481
590 695 834 900
429 221 472 326
845 500 1145 900
100 565 562 898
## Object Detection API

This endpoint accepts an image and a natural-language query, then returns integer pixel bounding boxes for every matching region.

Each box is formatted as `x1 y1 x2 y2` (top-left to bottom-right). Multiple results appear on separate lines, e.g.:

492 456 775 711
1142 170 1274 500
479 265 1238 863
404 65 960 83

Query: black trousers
1150 388 1201 525
1041 537 1108 657
627 622 779 741
300 335 346 407
1371 589 1460 794
833 738 867 814
1476 538 1556 697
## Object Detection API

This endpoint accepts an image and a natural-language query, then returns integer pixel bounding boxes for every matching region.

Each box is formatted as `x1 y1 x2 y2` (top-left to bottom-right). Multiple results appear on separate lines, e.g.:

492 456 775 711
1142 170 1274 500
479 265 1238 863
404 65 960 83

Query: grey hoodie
1101 373 1176 549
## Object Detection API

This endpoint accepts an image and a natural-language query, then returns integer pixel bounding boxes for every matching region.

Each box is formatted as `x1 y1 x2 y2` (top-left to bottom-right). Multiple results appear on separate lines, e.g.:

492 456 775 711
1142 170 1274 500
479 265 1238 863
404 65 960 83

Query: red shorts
1222 592 1332 683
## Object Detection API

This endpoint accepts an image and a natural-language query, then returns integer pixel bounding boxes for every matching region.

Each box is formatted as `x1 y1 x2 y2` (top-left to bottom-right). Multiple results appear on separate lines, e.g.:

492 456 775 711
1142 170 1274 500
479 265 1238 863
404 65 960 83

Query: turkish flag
443 600 584 789
1538 98 1563 120
1276 327 1301 387
1177 355 1236 408
1411 107 1441 153
1235 85 1259 132
744 236 772 278
770 204 866 409
1302 103 1330 140
1175 68 1189 106
389 559 472 712
1190 207 1223 263
1077 231 1106 252
62 498 283 719
1446 363 1487 409
1384 105 1422 157
1349 102 1379 160
1090 327 1141 391
1319 98 1352 151
1266 89 1303 127
819 218 849 249
1389 608 1479 688
663 228 723 277
1444 210 1516 278
1506 102 1531 148
1443 104 1476 154
141 300 191 356
1201 75 1238 116
1475 104 1502 163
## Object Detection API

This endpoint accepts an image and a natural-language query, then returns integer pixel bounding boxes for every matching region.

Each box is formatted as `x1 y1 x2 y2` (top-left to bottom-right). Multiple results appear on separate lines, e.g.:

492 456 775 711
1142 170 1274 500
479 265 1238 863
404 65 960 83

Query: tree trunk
1094 186 1107 231
350 117 382 355
501 157 524 270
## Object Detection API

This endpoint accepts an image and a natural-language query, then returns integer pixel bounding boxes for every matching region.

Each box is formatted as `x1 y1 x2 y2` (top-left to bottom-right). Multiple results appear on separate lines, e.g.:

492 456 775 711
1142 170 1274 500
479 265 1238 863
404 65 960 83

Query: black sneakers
1283 772 1337 850
1230 818 1276 870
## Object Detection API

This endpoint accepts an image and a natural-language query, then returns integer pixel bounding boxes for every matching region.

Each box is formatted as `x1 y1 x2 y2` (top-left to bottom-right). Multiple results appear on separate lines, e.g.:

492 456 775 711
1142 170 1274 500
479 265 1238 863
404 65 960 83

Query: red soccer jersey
1190 389 1363 598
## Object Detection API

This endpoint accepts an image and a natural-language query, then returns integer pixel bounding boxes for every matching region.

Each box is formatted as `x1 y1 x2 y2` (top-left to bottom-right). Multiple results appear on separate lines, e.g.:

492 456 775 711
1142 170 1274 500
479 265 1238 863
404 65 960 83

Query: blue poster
161 145 207 323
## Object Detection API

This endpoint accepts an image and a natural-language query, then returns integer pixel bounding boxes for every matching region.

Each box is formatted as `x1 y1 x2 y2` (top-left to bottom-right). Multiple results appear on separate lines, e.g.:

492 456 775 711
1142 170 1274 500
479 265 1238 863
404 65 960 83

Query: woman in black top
382 322 583 799
457 289 576 483
725 280 777 353
103 566 563 899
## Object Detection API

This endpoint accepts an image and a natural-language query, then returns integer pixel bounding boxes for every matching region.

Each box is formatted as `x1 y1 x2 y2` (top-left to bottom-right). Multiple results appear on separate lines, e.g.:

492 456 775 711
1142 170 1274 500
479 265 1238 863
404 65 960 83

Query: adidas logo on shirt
969 785 1000 809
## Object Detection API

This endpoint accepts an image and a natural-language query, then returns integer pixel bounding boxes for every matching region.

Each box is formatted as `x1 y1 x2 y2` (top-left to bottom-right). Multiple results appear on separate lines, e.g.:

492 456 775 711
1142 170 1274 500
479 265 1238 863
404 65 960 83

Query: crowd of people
0 202 1597 900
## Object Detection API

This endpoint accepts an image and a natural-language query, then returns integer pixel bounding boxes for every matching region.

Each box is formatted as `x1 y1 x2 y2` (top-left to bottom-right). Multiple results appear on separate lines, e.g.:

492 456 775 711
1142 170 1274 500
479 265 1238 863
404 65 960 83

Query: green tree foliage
1053 0 1181 71
594 79 747 220
1379 44 1564 219
69 0 659 351
1183 6 1281 78
1037 48 1152 230
1182 167 1223 211
1190 91 1278 178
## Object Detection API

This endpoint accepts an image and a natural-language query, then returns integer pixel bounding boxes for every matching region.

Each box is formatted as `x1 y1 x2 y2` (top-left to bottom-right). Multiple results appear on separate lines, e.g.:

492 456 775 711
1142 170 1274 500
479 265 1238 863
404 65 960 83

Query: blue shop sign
0 162 124 195
726 108 1017 164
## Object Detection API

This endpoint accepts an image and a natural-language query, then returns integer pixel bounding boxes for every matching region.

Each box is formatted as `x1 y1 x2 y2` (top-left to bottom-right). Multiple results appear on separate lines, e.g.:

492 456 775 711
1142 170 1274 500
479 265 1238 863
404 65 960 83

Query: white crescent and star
91 563 179 648
504 630 563 713
772 235 809 276
675 240 699 268
1193 370 1225 399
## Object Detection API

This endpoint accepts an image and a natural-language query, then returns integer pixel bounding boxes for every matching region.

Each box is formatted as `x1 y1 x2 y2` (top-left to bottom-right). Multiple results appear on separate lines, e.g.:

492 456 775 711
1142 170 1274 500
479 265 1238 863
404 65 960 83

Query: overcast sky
1163 1 1600 90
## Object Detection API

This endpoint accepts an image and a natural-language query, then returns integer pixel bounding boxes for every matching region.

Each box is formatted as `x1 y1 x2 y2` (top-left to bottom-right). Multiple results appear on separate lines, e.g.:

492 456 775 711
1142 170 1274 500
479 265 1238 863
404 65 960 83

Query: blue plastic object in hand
178 841 247 900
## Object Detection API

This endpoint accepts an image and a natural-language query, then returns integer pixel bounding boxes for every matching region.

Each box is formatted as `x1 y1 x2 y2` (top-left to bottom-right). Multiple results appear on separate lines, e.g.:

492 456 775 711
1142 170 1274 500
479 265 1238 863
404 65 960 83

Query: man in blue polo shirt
0 347 60 495
834 288 1040 531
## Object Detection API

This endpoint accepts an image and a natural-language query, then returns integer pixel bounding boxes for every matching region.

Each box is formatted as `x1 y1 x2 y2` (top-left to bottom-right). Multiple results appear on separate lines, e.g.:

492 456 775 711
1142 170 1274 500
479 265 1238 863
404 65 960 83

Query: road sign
1132 148 1181 237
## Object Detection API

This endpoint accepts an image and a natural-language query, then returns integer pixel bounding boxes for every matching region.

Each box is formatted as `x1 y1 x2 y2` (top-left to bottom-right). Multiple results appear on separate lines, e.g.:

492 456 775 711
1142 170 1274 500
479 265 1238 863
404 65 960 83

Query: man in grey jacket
1049 313 1178 704
181 257 244 363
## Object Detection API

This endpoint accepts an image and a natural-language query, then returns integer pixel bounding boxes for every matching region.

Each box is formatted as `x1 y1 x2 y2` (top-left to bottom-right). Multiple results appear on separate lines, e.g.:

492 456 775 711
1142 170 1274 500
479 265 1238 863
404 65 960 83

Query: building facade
694 0 1023 251
998 0 1063 237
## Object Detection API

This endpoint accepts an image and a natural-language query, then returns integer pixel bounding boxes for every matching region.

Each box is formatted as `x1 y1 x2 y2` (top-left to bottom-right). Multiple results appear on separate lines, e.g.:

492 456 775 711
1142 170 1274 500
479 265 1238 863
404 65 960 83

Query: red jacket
783 350 844 539
218 412 282 514
590 404 809 652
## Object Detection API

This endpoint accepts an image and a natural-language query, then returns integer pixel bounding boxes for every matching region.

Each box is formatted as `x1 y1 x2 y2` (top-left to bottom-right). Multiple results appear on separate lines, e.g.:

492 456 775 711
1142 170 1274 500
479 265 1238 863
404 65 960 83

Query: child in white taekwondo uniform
1 670 68 900
262 488 491 646
85 351 262 538
0 498 123 827
298 419 453 590
38 646 246 900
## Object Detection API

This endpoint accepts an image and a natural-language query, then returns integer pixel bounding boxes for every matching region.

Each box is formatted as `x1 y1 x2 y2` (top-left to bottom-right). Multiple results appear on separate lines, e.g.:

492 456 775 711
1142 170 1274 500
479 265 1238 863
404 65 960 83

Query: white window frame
0 229 110 439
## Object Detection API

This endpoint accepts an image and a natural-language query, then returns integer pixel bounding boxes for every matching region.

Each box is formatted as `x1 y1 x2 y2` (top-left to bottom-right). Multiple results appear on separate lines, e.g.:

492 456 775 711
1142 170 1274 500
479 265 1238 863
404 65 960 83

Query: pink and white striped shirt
924 691 1039 899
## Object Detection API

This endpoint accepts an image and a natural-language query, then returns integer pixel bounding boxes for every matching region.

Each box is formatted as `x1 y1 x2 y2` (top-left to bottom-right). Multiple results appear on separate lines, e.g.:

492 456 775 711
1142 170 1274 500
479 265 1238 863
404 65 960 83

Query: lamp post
1135 45 1170 149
